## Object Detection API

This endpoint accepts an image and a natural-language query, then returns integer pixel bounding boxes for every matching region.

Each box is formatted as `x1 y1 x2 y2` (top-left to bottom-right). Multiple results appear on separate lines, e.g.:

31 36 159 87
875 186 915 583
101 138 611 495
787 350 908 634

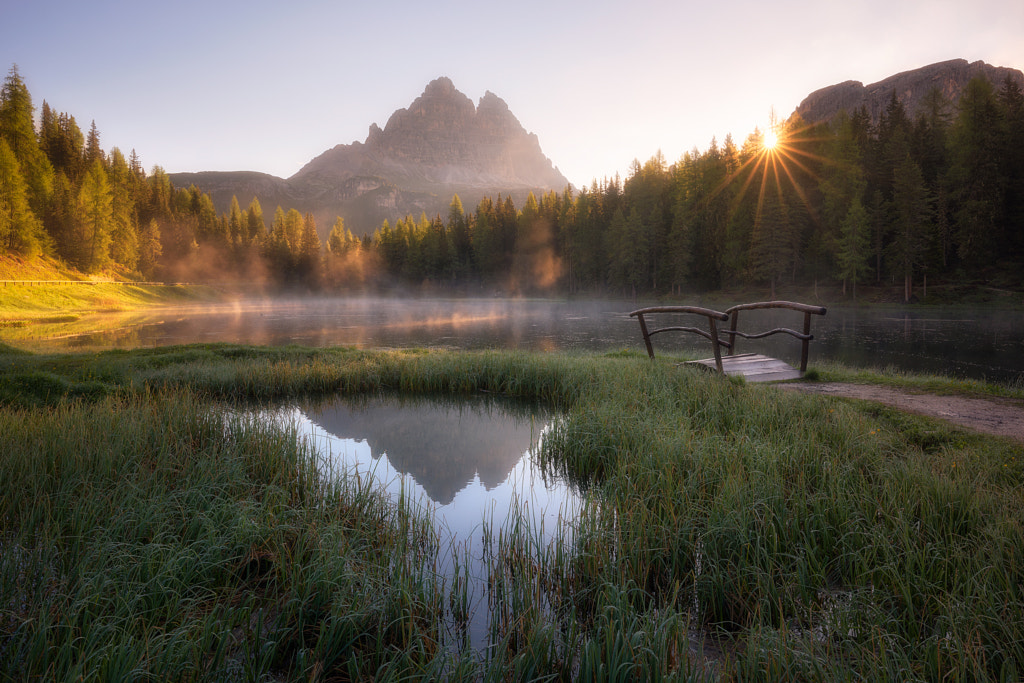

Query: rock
292 77 567 193
795 59 1024 125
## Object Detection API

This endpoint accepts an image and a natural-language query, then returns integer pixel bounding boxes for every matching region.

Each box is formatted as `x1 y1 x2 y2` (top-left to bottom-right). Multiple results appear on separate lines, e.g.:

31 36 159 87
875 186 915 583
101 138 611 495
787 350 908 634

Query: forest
2 64 1022 300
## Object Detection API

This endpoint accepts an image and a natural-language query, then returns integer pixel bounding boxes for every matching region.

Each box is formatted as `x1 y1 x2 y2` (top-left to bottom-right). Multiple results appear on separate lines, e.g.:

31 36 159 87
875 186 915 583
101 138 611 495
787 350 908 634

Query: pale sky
2 0 1022 189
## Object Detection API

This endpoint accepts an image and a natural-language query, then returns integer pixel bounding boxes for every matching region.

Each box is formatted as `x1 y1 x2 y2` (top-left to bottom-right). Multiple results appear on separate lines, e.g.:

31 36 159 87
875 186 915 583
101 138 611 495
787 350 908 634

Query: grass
1 343 1022 680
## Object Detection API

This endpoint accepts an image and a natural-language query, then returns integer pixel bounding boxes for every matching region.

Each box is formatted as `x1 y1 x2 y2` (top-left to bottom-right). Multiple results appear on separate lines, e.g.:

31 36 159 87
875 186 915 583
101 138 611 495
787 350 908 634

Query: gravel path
779 382 1024 443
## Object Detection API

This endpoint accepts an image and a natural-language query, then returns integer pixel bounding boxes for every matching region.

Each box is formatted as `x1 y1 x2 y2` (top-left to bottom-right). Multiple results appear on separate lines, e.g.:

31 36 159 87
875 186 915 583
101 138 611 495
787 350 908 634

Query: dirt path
779 383 1024 443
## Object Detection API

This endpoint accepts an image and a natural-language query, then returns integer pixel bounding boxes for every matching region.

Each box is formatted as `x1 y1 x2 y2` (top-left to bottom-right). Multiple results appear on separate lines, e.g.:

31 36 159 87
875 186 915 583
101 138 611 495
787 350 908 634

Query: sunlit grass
0 279 216 324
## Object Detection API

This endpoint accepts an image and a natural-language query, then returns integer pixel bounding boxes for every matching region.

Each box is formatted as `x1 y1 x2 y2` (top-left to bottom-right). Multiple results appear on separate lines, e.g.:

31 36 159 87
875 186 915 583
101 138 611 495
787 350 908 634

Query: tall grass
1 342 1022 679
0 391 445 680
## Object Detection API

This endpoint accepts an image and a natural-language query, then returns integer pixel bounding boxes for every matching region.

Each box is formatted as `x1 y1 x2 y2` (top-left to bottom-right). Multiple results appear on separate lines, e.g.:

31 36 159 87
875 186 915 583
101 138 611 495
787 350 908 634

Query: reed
1 342 1021 680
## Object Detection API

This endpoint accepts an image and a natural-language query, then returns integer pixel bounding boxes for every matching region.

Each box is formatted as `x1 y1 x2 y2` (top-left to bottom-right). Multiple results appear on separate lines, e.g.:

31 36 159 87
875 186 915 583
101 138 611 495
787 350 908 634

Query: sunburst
714 115 831 227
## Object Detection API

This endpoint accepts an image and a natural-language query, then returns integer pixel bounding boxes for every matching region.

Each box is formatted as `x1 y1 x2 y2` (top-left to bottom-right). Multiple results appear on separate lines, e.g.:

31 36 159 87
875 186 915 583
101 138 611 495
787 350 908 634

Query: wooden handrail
723 301 827 373
629 306 730 371
630 301 827 375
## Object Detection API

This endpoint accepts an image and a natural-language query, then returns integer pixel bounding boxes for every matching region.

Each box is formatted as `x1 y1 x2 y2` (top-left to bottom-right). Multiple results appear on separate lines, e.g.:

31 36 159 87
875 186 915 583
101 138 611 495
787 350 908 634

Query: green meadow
1 344 1021 681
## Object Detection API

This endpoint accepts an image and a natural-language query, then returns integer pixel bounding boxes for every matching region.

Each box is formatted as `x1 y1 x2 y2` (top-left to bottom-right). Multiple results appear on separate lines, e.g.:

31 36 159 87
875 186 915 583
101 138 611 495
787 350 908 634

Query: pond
7 296 1024 384
268 393 581 651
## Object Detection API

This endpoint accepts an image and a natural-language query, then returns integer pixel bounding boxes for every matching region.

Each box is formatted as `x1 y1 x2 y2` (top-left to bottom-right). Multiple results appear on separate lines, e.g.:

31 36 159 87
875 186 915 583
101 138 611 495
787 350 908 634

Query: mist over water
10 296 1024 384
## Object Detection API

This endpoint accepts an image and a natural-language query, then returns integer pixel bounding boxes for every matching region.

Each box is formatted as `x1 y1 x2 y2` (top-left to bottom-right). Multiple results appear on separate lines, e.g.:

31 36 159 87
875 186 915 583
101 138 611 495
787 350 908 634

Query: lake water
9 296 1024 384
268 393 580 650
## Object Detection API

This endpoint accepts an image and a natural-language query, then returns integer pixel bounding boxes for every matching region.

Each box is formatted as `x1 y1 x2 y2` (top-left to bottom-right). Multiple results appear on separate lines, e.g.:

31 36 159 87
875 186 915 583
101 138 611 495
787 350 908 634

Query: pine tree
890 154 932 302
837 195 871 299
39 106 84 180
137 218 162 280
83 120 104 169
949 77 1003 268
750 188 791 298
147 166 173 218
997 75 1024 261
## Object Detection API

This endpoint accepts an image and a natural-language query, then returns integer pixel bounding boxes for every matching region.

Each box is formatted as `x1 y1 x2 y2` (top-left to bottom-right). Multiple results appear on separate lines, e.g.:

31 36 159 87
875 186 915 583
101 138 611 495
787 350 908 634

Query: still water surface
11 296 1024 383
270 393 579 650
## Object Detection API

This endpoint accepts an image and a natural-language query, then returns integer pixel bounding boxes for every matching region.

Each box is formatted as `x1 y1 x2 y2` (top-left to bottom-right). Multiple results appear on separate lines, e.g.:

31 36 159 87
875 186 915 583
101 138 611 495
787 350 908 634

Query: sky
2 0 1023 189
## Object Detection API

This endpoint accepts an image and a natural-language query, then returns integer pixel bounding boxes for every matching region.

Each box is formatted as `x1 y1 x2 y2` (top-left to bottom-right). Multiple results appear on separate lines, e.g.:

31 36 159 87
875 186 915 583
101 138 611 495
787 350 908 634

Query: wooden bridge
629 301 828 382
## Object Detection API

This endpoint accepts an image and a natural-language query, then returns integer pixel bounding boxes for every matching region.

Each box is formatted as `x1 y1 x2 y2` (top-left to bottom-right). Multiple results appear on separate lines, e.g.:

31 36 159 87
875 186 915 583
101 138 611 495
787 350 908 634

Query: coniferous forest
2 65 1022 300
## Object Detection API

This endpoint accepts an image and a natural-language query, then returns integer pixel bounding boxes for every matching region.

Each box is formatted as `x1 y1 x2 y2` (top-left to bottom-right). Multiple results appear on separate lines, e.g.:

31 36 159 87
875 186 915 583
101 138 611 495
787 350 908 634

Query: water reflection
6 296 1024 383
299 393 548 505
275 393 581 650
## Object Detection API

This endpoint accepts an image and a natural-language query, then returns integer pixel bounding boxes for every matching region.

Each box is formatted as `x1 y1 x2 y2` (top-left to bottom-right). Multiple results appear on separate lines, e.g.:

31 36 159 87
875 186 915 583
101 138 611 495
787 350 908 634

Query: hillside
795 58 1024 124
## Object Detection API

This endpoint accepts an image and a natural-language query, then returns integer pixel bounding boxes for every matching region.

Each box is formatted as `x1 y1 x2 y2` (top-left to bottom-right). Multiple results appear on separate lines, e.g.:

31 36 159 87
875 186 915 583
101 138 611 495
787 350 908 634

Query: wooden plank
685 353 802 383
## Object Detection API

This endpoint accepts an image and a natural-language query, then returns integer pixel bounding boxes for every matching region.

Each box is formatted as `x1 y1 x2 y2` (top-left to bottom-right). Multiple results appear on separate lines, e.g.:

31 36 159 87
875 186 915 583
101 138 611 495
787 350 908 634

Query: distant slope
165 170 294 217
170 77 569 237
795 58 1024 124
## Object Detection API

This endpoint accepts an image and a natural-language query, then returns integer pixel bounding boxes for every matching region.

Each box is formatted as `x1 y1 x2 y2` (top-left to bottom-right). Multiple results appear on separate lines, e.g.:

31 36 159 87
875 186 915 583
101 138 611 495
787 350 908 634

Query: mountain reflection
299 394 547 505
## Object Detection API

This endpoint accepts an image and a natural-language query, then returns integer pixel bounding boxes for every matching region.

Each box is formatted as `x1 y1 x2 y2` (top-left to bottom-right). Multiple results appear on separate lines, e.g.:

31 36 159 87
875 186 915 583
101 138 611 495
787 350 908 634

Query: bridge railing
629 301 827 374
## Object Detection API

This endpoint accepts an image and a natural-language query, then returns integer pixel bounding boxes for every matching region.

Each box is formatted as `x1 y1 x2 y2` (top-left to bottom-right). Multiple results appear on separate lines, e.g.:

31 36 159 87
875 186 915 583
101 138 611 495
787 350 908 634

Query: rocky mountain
170 77 568 237
795 59 1024 125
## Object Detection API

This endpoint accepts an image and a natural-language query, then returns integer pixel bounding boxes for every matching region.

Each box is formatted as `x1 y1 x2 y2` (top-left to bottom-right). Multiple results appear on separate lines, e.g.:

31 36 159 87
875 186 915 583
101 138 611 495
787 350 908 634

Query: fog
9 296 1024 384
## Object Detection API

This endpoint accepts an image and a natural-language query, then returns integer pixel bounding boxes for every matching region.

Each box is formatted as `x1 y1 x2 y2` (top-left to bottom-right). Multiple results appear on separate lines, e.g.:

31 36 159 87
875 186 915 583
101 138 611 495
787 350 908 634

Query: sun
763 128 779 151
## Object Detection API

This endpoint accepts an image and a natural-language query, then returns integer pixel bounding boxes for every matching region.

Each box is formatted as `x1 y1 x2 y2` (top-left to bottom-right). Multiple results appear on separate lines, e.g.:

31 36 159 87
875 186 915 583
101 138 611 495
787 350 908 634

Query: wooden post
637 313 655 359
709 317 724 373
800 311 812 373
727 310 739 357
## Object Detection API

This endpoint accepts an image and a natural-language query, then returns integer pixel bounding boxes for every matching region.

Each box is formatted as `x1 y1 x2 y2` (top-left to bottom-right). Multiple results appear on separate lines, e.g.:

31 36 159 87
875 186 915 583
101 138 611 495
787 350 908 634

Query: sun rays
713 115 833 227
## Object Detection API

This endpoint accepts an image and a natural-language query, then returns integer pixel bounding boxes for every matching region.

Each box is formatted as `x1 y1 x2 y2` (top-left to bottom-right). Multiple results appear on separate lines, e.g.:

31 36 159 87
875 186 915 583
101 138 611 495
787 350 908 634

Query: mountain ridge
170 77 568 236
794 58 1024 124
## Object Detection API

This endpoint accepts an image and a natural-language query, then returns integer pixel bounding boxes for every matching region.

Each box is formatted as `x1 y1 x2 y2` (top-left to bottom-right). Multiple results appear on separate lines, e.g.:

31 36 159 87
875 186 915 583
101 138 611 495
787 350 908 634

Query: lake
8 296 1024 384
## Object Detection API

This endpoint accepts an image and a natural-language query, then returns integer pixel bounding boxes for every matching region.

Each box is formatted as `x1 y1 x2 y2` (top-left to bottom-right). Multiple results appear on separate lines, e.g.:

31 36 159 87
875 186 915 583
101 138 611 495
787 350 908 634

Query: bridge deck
686 353 802 383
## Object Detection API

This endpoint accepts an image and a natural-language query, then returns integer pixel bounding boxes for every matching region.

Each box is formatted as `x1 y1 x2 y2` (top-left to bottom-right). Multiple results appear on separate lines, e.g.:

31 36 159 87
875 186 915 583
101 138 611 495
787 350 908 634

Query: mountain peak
423 76 457 96
294 77 566 194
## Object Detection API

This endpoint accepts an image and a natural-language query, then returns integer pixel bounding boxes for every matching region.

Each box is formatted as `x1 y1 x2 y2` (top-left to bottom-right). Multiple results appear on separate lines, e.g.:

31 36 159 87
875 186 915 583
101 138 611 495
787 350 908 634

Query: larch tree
298 212 323 287
227 196 244 246
245 197 266 245
75 160 114 272
0 138 47 255
0 65 54 218
107 148 139 270
448 194 472 278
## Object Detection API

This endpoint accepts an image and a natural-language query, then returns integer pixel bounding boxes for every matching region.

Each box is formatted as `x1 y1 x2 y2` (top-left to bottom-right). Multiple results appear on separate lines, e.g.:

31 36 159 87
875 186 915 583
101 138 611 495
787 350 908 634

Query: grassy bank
1 344 1022 680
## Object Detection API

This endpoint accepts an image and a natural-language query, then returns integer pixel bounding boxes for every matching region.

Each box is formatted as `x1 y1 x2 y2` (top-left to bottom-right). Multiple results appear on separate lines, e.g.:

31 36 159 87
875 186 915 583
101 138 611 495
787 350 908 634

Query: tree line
359 72 1024 301
3 64 1022 299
